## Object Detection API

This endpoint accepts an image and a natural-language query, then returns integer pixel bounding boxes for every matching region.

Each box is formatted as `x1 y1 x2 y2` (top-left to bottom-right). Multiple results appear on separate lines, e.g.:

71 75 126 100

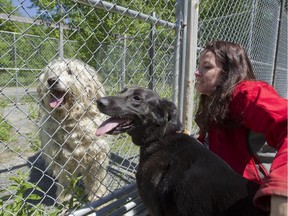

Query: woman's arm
270 195 288 216
231 81 288 211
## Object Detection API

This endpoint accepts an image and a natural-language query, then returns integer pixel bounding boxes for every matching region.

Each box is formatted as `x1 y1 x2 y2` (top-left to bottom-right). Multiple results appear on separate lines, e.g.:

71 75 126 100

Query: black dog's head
96 87 182 146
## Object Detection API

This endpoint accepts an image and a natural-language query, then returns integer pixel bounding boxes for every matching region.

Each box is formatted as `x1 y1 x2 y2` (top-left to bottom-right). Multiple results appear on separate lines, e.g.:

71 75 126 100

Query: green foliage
26 0 176 72
0 72 13 87
0 31 77 88
0 70 39 87
0 171 45 216
0 0 16 13
0 99 8 109
0 99 13 143
61 175 88 210
110 134 137 156
0 172 90 215
17 95 38 104
199 0 250 20
0 118 13 142
0 0 21 32
0 0 177 89
27 102 39 120
26 132 41 152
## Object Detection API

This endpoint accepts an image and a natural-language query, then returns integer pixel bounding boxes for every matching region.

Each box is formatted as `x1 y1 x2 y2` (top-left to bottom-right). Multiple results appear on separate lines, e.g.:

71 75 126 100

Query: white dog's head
37 58 105 118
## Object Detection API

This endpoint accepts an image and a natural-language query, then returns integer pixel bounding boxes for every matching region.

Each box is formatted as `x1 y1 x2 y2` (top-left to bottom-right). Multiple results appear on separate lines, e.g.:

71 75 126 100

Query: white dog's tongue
96 118 126 136
49 93 65 108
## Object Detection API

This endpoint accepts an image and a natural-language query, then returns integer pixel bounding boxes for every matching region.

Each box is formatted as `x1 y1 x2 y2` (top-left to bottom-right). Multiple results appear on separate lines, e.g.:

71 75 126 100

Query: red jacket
198 80 287 211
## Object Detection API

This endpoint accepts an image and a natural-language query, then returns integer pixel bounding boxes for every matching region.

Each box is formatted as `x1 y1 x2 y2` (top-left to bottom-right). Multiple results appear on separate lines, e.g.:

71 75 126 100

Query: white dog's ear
37 71 46 85
37 72 46 96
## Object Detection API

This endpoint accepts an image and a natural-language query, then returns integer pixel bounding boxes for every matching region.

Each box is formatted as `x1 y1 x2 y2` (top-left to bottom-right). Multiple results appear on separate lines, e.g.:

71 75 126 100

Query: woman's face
194 51 223 96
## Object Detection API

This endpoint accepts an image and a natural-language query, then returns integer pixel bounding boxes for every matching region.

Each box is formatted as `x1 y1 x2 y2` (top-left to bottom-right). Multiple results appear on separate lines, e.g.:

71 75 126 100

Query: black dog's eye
133 95 141 101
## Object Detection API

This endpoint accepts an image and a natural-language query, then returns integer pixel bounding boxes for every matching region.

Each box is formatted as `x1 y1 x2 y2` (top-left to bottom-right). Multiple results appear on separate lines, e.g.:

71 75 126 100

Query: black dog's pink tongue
96 118 125 136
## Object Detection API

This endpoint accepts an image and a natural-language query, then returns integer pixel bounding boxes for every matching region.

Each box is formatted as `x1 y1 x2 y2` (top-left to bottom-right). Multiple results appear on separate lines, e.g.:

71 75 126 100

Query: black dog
96 87 268 216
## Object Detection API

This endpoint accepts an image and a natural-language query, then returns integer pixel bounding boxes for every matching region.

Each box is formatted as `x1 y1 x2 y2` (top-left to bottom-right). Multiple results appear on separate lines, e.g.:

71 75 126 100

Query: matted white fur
37 58 109 202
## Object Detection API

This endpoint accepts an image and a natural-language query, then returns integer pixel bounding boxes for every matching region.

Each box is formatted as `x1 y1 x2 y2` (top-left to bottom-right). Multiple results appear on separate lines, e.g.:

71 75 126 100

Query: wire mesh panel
274 3 288 98
0 0 286 215
183 0 287 134
198 0 287 89
0 0 178 215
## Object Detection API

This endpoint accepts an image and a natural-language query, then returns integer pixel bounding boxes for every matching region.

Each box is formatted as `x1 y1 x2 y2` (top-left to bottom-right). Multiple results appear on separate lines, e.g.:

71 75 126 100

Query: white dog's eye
67 68 72 75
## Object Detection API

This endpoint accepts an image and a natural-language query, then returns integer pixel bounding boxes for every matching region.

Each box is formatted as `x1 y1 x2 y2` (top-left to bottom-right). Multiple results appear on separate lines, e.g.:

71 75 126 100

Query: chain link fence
197 0 287 98
0 0 287 215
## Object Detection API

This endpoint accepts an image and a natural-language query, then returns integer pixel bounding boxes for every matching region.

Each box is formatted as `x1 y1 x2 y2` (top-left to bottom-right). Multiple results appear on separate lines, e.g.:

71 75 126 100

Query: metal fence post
13 32 19 100
172 0 182 105
178 0 188 122
59 22 64 58
248 0 255 57
121 34 127 90
59 5 64 58
272 0 285 87
182 0 199 132
148 12 156 90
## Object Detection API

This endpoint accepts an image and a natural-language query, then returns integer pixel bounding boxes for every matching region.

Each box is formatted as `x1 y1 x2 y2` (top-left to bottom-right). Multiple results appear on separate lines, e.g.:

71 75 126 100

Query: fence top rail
199 10 250 23
75 0 177 29
0 68 42 71
0 13 76 30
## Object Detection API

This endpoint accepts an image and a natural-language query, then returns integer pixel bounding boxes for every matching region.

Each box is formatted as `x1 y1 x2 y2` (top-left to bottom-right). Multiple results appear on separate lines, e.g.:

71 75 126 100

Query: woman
194 40 287 215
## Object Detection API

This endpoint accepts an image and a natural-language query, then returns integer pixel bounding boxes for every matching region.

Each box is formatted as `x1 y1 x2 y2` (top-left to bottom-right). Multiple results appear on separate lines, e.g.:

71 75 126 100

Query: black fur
96 87 268 216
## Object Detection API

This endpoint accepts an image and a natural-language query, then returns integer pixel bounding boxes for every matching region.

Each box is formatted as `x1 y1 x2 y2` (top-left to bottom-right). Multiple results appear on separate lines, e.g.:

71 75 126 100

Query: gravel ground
0 102 58 208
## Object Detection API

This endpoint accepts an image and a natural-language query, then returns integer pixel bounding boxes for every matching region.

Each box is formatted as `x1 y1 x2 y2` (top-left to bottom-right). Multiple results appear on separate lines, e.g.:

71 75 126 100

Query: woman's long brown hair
195 41 256 136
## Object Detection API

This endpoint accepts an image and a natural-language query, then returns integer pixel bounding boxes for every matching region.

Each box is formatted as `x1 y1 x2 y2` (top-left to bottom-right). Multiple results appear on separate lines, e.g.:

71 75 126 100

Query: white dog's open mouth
49 90 66 108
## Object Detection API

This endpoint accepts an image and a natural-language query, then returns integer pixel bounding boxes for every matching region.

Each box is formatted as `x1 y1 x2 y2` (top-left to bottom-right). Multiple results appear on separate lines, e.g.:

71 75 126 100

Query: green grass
27 102 39 120
0 172 88 215
26 132 41 152
0 171 47 216
14 94 38 105
110 134 139 157
0 101 13 143
0 119 13 143
0 71 40 87
0 100 9 109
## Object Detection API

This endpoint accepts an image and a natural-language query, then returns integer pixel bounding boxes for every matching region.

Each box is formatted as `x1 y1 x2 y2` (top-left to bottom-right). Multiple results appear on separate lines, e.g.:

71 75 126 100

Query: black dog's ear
119 87 128 94
159 99 178 123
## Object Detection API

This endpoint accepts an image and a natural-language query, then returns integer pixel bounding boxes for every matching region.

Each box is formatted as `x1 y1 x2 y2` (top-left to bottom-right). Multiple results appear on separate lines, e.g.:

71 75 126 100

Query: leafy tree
0 0 21 31
27 0 176 87
1 0 177 88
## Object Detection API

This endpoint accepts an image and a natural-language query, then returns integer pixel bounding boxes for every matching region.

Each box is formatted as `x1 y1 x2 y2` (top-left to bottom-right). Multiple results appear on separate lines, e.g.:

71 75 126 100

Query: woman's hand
270 195 288 216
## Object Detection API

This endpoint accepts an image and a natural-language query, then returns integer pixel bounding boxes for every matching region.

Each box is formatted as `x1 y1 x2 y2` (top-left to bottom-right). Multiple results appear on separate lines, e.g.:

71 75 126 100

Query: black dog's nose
47 77 58 87
97 98 109 110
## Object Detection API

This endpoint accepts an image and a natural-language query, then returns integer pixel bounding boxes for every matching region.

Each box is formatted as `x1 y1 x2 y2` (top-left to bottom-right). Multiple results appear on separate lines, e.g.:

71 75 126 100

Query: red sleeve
230 81 288 211
197 132 205 143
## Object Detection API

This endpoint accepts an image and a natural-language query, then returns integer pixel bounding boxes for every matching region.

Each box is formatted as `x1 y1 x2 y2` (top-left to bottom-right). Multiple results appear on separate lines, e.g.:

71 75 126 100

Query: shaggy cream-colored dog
37 58 109 202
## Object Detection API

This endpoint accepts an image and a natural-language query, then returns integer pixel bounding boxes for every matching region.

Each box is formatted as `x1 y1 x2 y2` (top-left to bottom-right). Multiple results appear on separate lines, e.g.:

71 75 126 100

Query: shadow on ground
25 152 138 206
27 153 57 206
